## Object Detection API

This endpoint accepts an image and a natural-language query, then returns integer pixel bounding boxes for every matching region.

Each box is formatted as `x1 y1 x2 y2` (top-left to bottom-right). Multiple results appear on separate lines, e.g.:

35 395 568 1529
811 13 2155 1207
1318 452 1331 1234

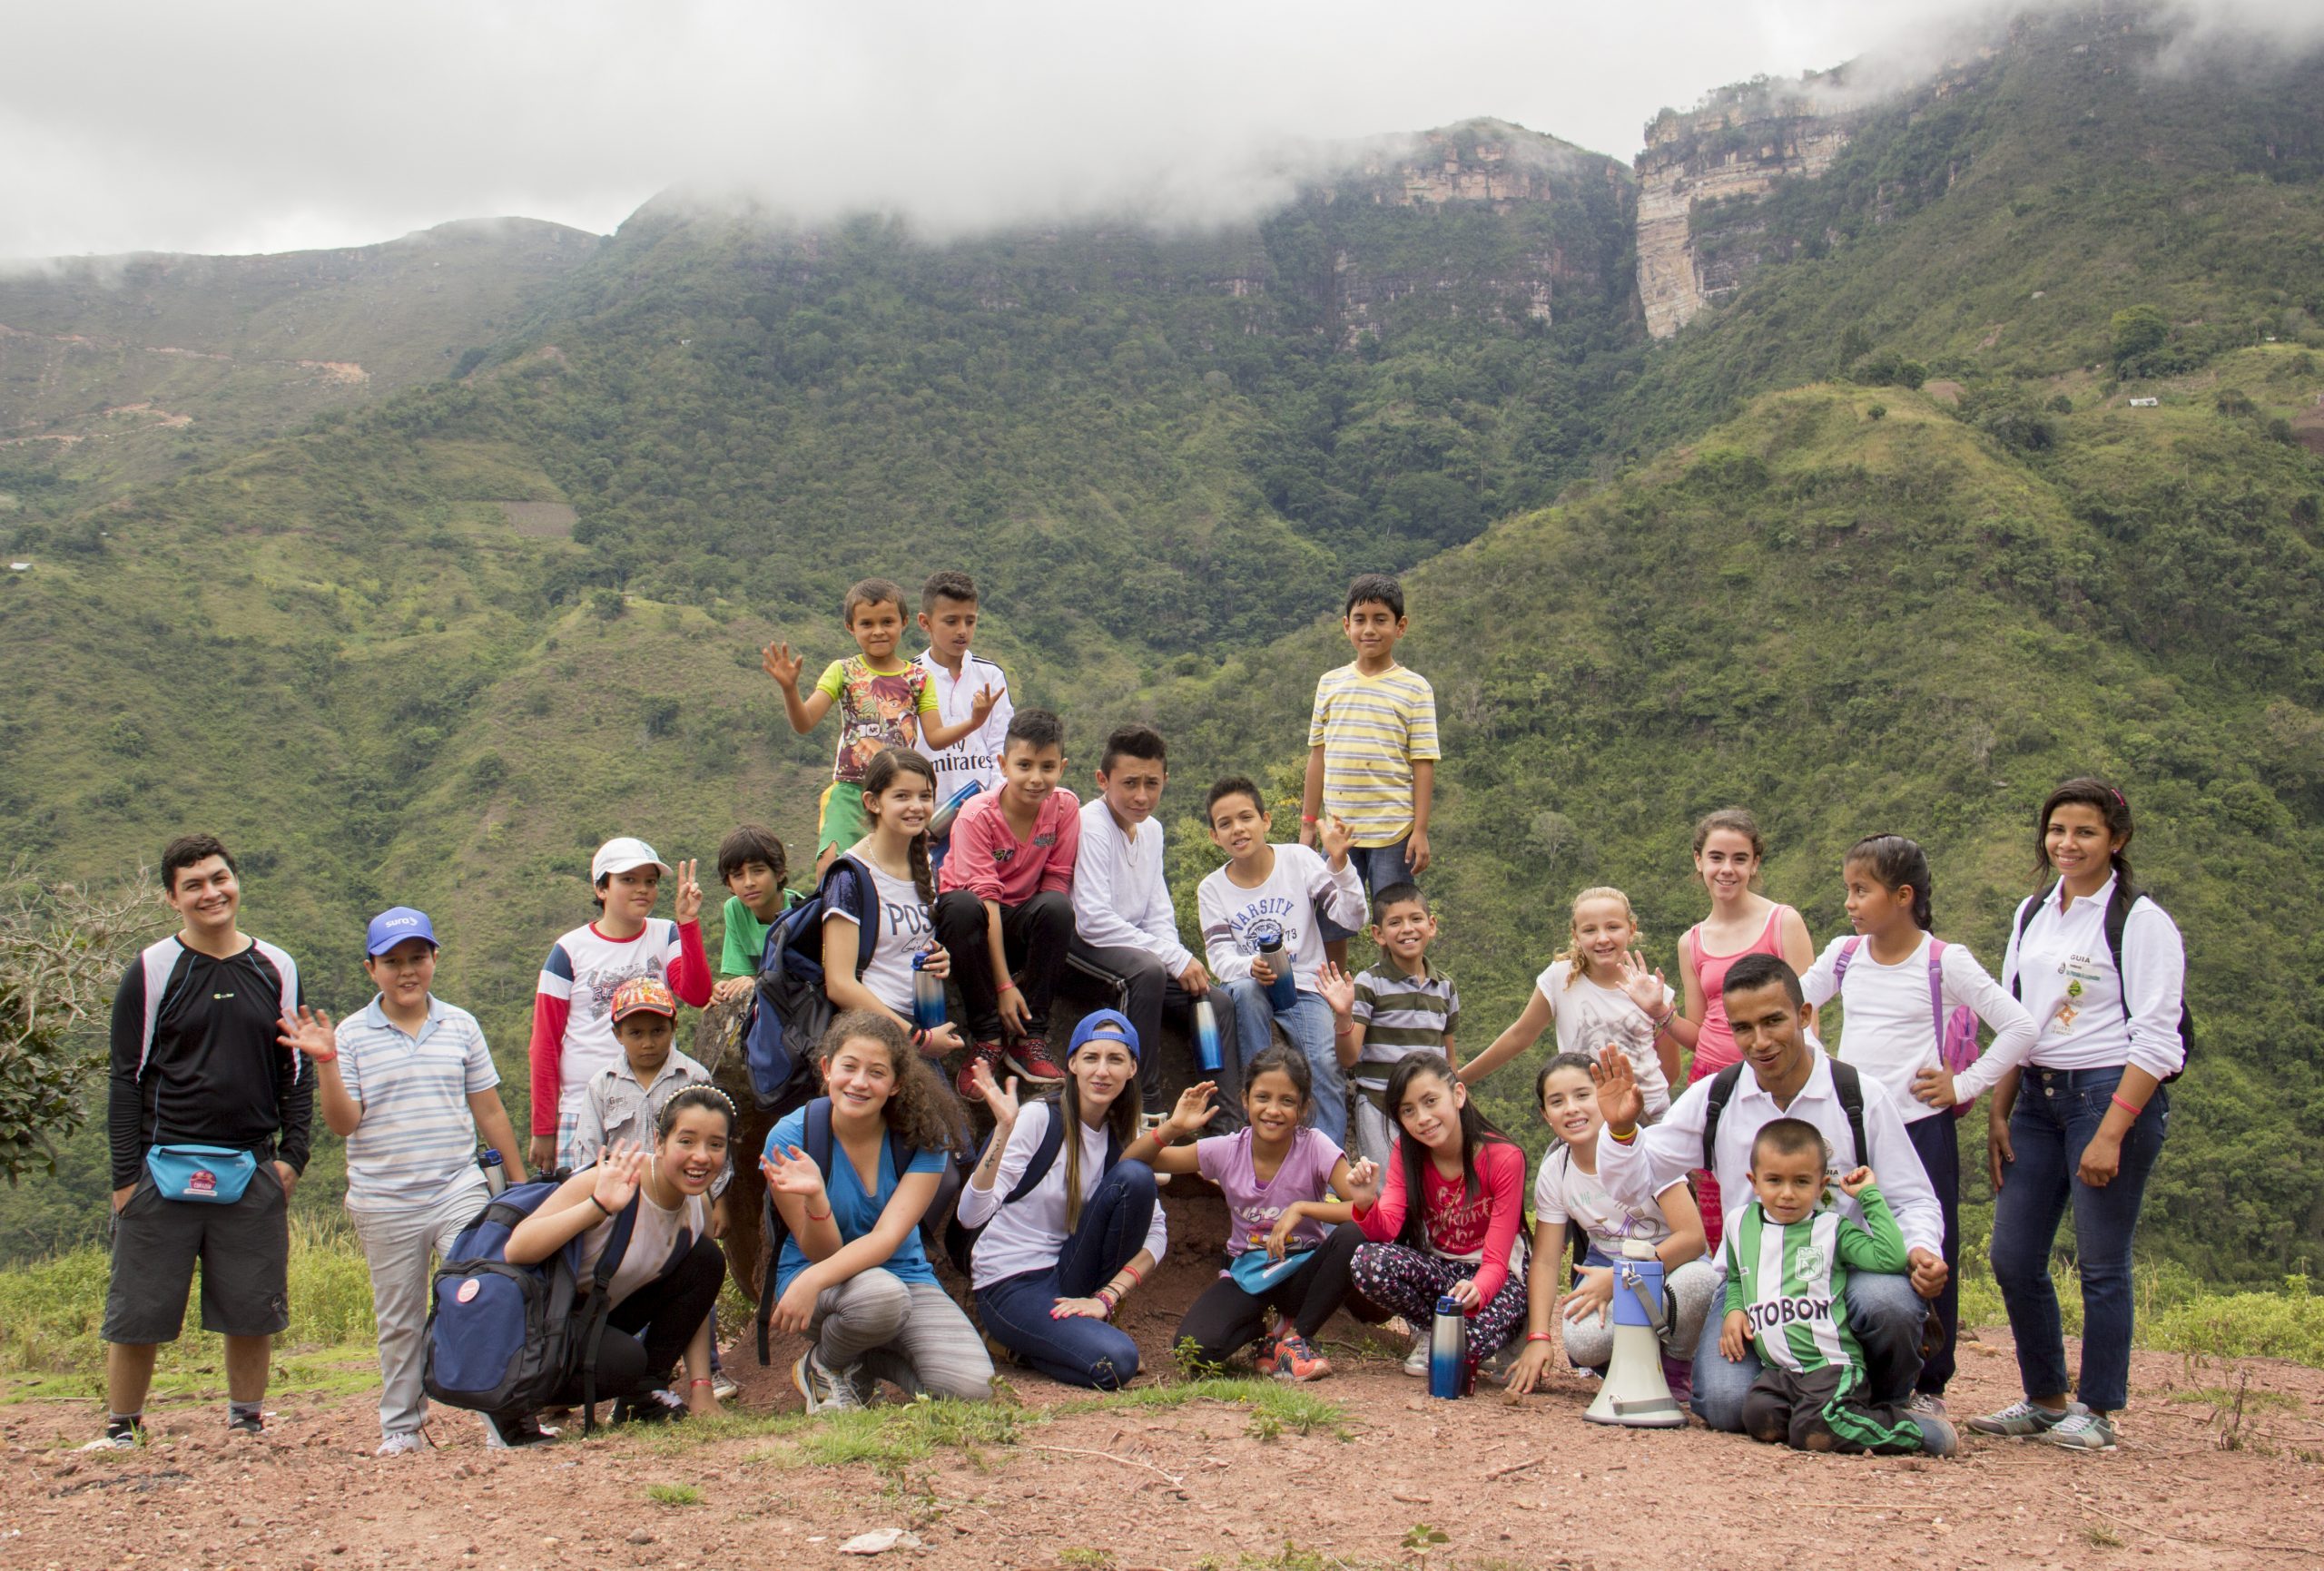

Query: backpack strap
1925 938 1949 1049
756 1097 834 1365
1004 1105 1071 1204
1699 1062 1745 1173
2006 892 2043 999
2102 881 2134 1019
1828 1059 1869 1171
1831 936 1862 990
576 1193 642 1435
819 857 879 980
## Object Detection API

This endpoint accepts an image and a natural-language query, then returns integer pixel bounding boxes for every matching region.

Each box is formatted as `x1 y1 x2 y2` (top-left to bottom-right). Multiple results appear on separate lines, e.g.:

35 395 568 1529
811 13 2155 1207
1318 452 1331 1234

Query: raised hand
1836 1164 1876 1198
761 640 804 691
1315 961 1357 1021
1615 950 1668 1017
968 682 1000 725
1341 1156 1382 1211
673 858 703 924
760 1143 829 1202
1594 1044 1644 1132
276 1004 339 1063
970 1058 1021 1132
1319 813 1354 865
1163 1081 1218 1139
589 1142 647 1214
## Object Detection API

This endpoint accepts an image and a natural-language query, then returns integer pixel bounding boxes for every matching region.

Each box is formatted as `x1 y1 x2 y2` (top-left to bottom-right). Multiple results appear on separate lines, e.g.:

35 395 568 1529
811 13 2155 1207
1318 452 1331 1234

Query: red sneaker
953 1040 1002 1100
1005 1036 1065 1083
1271 1332 1333 1382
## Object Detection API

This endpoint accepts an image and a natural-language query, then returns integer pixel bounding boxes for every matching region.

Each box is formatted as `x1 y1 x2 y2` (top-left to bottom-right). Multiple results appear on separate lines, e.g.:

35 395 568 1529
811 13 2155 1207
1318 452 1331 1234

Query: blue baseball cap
1067 1008 1140 1063
365 907 438 957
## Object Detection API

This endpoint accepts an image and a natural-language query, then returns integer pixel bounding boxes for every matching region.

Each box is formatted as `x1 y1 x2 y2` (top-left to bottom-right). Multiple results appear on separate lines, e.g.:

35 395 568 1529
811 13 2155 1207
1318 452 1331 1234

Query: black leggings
561 1235 728 1407
1175 1222 1366 1366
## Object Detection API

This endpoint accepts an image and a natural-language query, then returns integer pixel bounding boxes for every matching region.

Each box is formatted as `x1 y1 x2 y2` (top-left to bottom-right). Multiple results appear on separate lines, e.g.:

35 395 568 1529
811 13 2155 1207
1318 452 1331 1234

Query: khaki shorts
102 1166 291 1343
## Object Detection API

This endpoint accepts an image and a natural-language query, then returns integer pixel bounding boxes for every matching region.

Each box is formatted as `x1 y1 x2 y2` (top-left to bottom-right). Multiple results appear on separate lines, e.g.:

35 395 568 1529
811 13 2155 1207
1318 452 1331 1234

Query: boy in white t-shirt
1196 776 1366 1145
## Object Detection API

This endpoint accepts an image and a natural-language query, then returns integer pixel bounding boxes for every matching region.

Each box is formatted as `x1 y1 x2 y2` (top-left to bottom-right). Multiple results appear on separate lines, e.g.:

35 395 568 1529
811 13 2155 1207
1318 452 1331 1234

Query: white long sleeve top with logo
914 650 1013 800
1999 876 2186 1083
1593 1051 1943 1256
955 1100 1168 1292
1800 933 2037 1124
1196 844 1366 994
1071 799 1192 975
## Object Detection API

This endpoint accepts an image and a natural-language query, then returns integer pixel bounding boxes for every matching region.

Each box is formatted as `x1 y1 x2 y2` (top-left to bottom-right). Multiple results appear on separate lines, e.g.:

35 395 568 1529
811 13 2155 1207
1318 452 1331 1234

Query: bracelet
1526 1330 1554 1344
1301 814 1320 824
1122 1262 1146 1289
2110 1094 2141 1117
586 1194 611 1217
1607 1125 1639 1145
1649 1008 1675 1032
689 1378 714 1387
304 1047 338 1062
804 1208 832 1222
910 1025 929 1047
999 980 1019 994
1094 1288 1118 1316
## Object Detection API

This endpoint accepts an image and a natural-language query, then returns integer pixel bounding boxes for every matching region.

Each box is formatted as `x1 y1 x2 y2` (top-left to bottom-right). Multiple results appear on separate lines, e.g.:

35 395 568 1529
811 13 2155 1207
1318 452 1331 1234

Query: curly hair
817 1010 970 1157
1554 886 1640 987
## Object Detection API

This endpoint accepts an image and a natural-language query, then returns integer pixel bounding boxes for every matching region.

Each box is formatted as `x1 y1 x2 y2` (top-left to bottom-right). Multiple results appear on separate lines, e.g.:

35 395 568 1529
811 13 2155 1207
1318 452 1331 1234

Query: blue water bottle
1249 919 1296 1012
1428 1294 1469 1399
911 951 948 1033
1193 998 1223 1074
928 780 983 840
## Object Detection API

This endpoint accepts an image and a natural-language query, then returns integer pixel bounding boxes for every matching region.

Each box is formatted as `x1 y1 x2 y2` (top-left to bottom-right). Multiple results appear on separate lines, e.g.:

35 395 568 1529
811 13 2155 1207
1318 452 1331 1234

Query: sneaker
1403 1331 1430 1378
1908 1391 1949 1420
482 1413 556 1448
2034 1405 2118 1452
793 1349 863 1416
711 1371 741 1402
1271 1332 1332 1382
226 1409 264 1436
81 1418 145 1452
376 1431 428 1457
954 1040 1003 1100
1004 1036 1065 1083
1965 1398 2070 1438
1913 1411 1961 1458
1251 1334 1279 1377
613 1388 685 1425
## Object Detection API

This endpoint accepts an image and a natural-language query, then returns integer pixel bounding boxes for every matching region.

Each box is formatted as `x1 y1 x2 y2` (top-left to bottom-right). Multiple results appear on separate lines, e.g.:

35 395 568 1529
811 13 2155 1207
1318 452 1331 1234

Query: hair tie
2111 788 2127 808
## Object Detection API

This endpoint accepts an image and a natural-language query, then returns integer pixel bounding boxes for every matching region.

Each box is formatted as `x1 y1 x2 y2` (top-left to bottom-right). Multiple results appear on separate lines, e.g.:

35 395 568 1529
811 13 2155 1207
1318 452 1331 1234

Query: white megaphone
1582 1240 1686 1428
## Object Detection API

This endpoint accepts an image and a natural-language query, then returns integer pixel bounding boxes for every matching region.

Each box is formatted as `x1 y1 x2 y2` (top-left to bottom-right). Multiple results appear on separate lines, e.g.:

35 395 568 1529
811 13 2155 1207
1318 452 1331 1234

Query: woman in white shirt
1801 834 2035 1411
956 1010 1166 1389
1973 781 2186 1454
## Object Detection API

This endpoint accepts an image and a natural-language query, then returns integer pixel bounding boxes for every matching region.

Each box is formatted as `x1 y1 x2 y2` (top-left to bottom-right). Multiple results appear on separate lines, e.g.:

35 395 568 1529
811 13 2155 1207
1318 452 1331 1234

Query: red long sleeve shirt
1354 1136 1528 1307
527 918 710 1137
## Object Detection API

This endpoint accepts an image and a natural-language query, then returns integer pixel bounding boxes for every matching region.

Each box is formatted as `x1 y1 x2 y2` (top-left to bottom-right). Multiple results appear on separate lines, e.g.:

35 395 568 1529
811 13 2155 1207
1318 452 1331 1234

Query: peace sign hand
761 641 804 692
968 682 1000 725
589 1141 647 1214
673 858 703 924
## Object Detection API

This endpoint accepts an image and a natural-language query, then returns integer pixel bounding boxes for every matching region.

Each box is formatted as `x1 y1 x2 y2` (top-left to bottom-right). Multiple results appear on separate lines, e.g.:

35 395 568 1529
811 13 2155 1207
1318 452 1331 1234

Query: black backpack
424 1181 639 1435
738 858 878 1109
753 1095 971 1363
942 1104 1121 1280
2010 883 2194 1081
1700 1057 1868 1173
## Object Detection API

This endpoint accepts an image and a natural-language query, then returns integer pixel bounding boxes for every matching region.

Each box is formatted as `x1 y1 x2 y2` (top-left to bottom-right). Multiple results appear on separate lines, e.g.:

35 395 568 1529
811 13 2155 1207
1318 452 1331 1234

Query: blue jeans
1219 978 1346 1146
974 1160 1157 1389
1317 839 1413 943
1691 1267 1926 1432
1989 1065 2169 1414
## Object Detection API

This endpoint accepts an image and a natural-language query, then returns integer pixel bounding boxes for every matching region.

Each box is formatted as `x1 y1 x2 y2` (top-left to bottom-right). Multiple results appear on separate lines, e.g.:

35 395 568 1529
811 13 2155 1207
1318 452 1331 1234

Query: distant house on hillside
2129 398 2160 407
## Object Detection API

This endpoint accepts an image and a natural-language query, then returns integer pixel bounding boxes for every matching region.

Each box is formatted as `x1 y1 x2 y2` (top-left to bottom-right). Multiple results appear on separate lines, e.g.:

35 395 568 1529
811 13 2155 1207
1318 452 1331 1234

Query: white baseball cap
590 837 673 883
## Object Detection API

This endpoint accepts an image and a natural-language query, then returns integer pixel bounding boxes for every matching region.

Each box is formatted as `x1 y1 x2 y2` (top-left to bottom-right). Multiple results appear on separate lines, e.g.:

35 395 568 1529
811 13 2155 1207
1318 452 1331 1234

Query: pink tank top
1684 905 1790 1082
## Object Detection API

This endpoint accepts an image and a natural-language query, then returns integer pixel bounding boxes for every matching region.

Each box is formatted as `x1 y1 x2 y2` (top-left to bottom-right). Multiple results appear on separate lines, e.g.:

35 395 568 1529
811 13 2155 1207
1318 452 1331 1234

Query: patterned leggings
1349 1242 1528 1360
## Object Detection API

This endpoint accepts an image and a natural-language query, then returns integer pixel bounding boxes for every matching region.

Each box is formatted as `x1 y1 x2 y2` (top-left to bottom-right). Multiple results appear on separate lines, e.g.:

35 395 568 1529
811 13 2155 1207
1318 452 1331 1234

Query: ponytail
861 747 940 906
1845 834 1933 931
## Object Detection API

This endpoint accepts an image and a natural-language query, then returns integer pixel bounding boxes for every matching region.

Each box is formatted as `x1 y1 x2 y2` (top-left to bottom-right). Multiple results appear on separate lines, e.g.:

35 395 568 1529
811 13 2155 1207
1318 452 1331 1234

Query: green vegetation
644 1482 702 1507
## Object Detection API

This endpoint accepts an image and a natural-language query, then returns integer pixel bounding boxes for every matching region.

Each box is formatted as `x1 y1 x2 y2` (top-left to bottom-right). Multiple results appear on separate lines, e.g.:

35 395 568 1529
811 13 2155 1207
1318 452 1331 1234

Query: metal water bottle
478 1148 508 1196
1428 1293 1469 1399
928 780 983 840
1193 997 1223 1074
911 951 948 1032
1250 919 1296 1011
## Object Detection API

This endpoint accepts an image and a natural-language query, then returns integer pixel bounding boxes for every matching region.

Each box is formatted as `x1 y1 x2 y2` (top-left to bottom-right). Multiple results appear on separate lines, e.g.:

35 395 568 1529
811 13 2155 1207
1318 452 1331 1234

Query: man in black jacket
89 834 313 1449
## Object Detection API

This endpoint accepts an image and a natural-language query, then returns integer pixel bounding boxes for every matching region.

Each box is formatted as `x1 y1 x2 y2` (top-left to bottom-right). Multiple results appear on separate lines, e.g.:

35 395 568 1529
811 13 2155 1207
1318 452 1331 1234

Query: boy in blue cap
277 908 527 1455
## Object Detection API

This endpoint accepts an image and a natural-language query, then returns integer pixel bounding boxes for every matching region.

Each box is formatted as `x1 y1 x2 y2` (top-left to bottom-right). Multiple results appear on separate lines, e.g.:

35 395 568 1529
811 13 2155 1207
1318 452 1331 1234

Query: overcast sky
3 0 2316 260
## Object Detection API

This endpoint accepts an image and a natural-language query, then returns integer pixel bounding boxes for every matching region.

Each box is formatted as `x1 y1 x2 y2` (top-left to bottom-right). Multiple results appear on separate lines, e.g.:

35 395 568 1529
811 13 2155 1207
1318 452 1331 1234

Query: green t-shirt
1718 1186 1908 1375
718 890 799 978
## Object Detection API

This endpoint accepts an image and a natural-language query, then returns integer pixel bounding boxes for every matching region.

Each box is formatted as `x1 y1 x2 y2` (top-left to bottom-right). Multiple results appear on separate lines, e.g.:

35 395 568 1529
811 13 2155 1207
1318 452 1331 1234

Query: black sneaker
226 1409 264 1436
81 1417 145 1452
482 1413 556 1448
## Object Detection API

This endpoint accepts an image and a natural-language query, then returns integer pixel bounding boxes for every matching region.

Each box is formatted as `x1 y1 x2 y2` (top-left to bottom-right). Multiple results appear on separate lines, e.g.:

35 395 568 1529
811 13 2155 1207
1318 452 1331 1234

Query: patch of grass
2168 1385 2300 1413
2083 1523 2126 1549
645 1482 701 1507
1959 1265 2324 1370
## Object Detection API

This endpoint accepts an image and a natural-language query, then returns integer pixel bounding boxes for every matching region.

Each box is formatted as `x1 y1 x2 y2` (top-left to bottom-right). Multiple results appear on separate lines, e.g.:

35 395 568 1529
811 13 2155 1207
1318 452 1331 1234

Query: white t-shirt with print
1533 959 1673 1117
823 854 935 1015
1531 1144 1684 1260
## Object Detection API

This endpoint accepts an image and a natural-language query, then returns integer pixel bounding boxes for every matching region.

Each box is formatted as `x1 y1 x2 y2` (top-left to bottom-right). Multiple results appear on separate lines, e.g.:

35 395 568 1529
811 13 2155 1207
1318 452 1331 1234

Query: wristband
303 1047 338 1063
586 1194 611 1218
910 1025 929 1047
1123 1262 1145 1289
689 1378 714 1388
1607 1124 1639 1144
999 980 1019 994
805 1207 832 1222
1526 1330 1554 1344
2109 1094 2140 1118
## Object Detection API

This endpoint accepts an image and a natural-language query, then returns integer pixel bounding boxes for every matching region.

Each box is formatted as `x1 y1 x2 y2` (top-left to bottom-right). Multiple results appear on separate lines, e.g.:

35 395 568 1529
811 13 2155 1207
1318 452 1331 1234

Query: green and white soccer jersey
1721 1185 1910 1375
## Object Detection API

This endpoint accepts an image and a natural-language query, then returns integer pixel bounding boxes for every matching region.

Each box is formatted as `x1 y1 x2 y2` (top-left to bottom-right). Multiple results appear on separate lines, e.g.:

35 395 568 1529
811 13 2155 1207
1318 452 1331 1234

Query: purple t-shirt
1196 1126 1344 1269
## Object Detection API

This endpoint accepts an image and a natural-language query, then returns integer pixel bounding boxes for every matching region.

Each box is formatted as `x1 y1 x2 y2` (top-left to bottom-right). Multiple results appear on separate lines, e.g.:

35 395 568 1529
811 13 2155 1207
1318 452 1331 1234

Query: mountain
2 7 2321 1274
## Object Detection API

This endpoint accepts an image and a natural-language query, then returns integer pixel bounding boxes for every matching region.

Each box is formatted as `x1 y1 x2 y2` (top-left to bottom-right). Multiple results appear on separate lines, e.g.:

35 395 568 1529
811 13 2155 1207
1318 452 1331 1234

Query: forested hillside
0 8 2319 1277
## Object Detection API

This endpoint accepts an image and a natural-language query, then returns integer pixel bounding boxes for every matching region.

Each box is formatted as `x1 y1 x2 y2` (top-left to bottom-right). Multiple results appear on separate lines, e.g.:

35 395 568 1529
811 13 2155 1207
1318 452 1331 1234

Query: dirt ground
5 1193 2321 1571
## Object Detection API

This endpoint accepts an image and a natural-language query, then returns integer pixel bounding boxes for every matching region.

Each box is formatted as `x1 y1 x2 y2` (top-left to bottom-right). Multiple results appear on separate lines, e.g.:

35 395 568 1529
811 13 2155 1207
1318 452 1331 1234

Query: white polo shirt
2000 876 2186 1082
337 996 498 1213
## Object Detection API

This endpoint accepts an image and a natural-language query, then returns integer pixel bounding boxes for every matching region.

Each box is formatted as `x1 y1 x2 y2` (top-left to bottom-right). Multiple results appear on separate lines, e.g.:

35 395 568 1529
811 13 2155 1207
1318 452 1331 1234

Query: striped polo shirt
338 996 499 1213
1348 958 1460 1074
1307 662 1442 848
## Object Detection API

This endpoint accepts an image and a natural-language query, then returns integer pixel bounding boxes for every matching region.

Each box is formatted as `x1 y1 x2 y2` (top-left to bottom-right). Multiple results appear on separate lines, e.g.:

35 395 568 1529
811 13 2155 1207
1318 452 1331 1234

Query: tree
2111 304 2170 370
0 868 164 1183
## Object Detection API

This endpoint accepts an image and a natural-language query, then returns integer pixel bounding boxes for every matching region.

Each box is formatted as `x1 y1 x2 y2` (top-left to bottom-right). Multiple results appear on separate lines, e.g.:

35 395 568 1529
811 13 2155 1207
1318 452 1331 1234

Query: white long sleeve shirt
956 1100 1168 1291
1801 933 2037 1124
1196 844 1366 993
913 650 1014 800
1999 876 2187 1083
1594 1052 1943 1256
1070 799 1192 974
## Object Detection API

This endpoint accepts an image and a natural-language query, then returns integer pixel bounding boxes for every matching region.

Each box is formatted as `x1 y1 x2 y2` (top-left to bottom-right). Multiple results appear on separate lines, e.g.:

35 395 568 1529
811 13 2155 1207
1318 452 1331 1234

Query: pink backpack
1832 937 1981 1120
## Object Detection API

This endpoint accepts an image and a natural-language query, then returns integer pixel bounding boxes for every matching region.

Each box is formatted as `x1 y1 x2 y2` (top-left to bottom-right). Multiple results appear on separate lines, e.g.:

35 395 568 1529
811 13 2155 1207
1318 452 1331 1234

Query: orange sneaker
1270 1332 1332 1382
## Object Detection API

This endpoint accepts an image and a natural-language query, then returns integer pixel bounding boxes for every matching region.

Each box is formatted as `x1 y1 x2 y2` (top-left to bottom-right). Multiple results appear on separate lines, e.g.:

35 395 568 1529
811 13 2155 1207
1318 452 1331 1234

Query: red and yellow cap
608 977 679 1024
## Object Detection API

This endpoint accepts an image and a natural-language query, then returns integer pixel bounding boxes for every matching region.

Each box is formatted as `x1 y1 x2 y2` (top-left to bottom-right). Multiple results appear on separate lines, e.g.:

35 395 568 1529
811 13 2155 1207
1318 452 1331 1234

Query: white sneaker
376 1431 428 1457
793 1349 863 1415
1403 1332 1430 1378
711 1371 741 1402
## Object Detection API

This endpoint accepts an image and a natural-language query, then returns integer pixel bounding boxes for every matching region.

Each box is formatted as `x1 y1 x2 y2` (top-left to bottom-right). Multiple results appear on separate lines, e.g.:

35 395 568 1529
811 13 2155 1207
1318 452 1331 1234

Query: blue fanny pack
144 1144 259 1204
1229 1244 1318 1295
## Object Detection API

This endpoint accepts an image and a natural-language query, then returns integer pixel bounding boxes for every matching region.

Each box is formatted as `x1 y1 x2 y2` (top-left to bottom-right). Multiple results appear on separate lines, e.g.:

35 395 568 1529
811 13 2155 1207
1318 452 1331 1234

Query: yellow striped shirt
1306 663 1440 849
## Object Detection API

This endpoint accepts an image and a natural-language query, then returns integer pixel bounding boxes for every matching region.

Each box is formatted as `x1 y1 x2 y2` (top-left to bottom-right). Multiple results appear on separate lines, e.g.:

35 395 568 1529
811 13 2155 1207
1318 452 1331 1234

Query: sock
229 1399 263 1425
107 1411 143 1432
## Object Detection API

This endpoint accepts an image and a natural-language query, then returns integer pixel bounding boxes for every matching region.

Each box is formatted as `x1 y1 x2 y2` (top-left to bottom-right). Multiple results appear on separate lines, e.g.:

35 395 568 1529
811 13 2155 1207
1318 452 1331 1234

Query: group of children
222 565 2181 1468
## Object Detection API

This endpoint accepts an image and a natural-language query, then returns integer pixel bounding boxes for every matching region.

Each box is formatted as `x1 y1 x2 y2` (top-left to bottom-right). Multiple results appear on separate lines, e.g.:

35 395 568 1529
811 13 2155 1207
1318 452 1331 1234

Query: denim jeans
974 1160 1157 1389
1317 839 1413 943
1988 1065 2169 1414
1691 1267 1925 1432
1218 978 1346 1146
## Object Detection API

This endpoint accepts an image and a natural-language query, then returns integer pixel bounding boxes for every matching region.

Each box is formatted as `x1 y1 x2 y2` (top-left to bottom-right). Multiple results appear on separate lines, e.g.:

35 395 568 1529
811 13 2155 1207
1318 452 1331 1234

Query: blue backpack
423 1181 638 1434
753 1095 970 1363
741 857 877 1109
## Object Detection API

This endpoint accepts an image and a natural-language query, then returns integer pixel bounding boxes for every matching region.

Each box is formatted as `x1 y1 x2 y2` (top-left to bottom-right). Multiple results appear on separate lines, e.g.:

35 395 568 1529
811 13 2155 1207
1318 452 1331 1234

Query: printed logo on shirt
1744 1294 1837 1338
1230 908 1296 955
212 992 236 1000
884 895 932 940
577 957 668 1024
1791 1244 1827 1281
